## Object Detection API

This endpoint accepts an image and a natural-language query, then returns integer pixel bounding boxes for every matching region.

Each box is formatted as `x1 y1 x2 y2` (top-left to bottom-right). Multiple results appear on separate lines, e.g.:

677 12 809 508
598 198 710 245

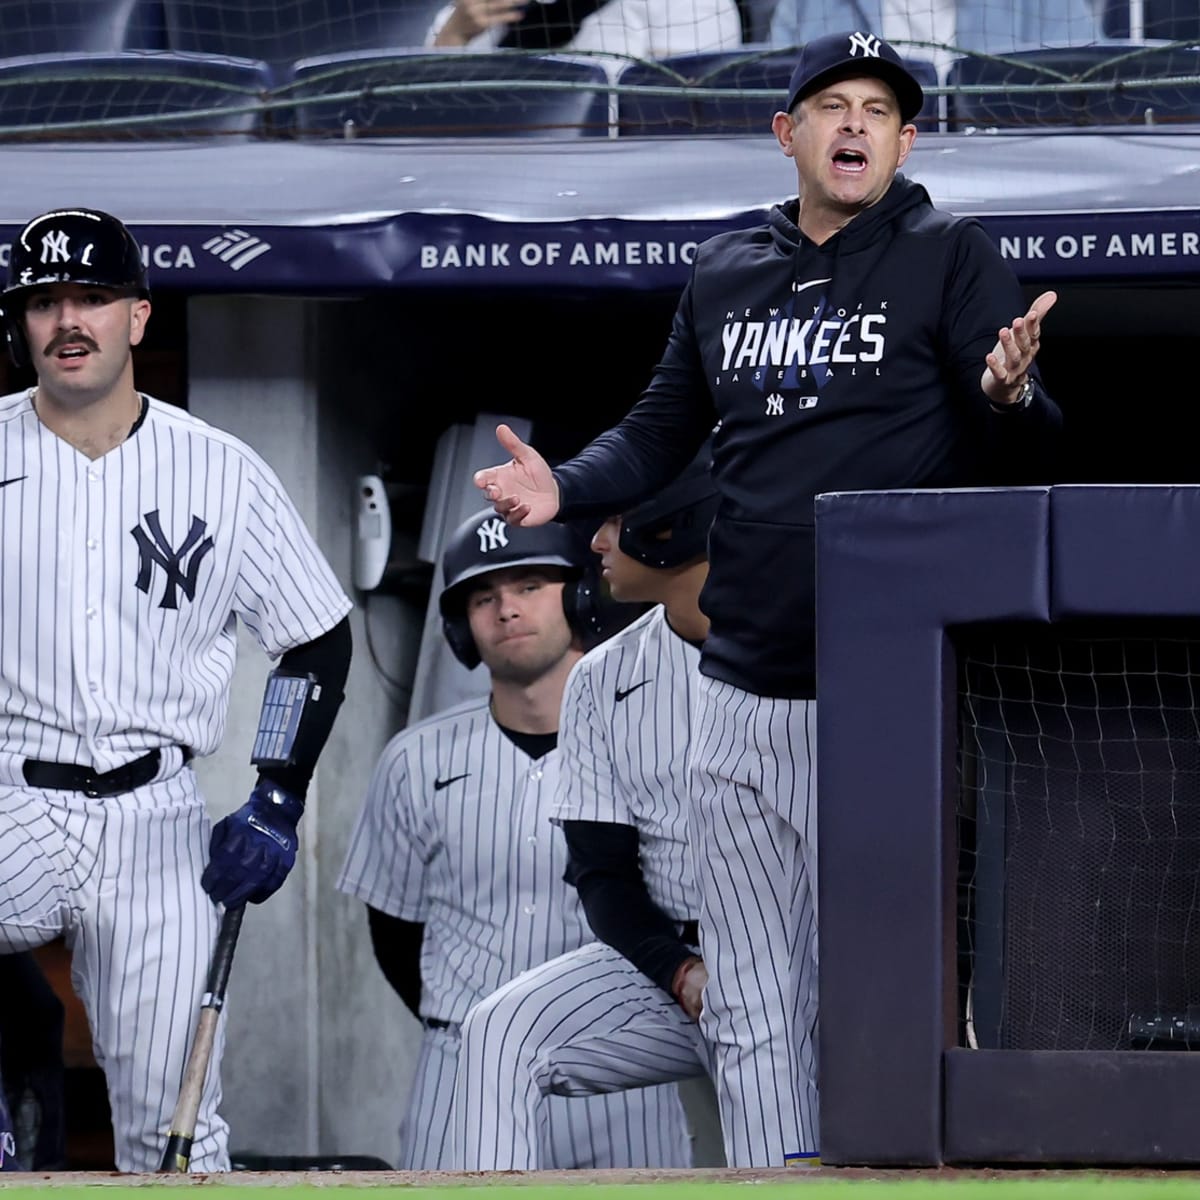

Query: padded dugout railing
816 485 1200 1166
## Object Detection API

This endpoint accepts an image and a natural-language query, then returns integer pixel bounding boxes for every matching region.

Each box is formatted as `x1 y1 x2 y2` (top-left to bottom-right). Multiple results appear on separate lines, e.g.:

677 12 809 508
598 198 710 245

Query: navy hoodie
555 175 1062 699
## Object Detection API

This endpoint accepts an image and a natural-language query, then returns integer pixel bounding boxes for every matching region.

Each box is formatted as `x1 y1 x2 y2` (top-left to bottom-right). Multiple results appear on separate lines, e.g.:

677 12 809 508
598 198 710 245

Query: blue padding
164 0 440 65
815 486 1050 1165
286 50 613 138
0 51 272 136
947 42 1200 130
1052 485 1200 618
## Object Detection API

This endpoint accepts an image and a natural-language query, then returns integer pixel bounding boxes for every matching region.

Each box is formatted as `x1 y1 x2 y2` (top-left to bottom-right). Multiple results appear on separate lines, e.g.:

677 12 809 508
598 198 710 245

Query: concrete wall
187 296 422 1164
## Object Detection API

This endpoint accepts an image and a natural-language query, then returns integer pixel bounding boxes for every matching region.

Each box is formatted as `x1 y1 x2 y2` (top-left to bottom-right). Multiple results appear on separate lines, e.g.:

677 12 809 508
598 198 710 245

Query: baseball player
474 31 1061 1167
0 208 352 1172
452 457 720 1170
338 508 690 1170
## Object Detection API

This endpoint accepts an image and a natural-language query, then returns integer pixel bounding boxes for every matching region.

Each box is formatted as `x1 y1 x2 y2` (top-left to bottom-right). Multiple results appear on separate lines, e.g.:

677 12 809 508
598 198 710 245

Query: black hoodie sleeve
940 222 1064 484
554 273 718 521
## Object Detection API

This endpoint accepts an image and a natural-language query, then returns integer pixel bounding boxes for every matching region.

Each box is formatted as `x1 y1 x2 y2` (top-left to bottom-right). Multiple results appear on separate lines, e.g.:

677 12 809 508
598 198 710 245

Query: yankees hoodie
555 174 1061 699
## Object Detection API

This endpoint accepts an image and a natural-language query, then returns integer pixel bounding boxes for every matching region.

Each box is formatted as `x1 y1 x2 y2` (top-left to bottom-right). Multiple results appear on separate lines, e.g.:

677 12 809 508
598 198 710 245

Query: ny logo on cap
848 31 881 58
476 518 509 552
40 231 71 264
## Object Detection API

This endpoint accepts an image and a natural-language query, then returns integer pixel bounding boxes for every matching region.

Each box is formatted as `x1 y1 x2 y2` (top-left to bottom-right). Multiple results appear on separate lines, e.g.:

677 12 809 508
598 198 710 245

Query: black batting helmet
1 208 150 368
439 508 595 670
619 446 719 568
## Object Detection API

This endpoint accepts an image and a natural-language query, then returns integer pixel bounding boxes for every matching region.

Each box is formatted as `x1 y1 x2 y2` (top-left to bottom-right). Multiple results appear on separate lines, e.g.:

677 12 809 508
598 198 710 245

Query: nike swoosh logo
615 680 652 702
0 475 27 489
433 773 470 792
793 278 831 295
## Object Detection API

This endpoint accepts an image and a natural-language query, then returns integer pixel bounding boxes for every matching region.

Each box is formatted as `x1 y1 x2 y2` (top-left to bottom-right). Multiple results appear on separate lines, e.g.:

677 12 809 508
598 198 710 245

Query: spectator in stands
427 0 741 58
770 0 1102 76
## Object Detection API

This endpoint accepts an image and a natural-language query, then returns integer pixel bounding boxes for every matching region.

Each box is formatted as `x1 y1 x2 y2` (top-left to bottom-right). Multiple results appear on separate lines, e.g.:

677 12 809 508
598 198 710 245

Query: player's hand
671 956 707 1022
434 0 526 44
473 424 560 527
201 780 304 908
981 290 1057 406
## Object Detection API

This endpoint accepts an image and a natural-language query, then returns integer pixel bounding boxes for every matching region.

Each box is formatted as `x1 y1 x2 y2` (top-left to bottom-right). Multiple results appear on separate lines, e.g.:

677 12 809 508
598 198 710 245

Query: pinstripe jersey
554 604 699 922
0 386 349 1172
338 694 591 1025
0 389 350 772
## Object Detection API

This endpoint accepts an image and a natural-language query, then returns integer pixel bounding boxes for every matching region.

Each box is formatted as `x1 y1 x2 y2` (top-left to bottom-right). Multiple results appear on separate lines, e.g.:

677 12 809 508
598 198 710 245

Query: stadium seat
0 51 272 140
947 42 1200 129
0 0 168 54
1103 0 1200 43
163 0 443 69
616 46 938 135
283 50 613 137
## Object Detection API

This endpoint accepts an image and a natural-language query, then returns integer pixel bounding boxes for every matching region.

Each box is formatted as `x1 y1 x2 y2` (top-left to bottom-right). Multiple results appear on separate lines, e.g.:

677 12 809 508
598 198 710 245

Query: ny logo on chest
130 509 215 609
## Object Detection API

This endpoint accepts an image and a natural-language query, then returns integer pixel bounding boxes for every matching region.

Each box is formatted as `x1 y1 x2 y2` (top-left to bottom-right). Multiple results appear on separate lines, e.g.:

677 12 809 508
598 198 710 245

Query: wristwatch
991 377 1034 412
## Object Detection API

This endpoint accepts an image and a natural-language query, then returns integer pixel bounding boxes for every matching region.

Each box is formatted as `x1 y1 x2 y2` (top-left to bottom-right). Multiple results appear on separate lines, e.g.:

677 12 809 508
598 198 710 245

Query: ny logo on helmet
40 231 73 264
476 518 509 553
848 31 881 57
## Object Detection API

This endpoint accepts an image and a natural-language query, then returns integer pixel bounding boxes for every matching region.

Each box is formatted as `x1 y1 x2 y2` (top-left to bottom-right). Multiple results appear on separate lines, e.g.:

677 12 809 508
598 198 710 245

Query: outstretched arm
981 290 1057 408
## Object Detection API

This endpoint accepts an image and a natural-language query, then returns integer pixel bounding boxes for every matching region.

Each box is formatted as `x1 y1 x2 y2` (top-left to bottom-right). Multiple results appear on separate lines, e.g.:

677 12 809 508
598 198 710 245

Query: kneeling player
452 457 718 1169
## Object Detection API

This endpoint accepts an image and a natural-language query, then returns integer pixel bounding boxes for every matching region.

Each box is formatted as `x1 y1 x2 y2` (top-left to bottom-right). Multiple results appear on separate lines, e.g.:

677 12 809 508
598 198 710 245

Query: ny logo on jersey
476 518 509 553
848 31 882 57
131 510 216 610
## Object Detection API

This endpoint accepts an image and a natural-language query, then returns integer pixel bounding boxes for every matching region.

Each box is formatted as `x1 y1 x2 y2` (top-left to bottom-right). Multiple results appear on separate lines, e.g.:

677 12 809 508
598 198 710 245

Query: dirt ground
4 1167 1199 1188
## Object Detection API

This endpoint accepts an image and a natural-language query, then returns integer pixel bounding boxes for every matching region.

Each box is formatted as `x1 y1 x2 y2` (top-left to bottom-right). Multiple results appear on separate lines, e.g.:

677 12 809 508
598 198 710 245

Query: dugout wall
816 485 1200 1167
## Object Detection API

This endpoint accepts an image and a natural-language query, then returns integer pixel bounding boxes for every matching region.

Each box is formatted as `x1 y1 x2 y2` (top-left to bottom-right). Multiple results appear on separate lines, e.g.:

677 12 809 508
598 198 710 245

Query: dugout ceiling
0 130 1197 294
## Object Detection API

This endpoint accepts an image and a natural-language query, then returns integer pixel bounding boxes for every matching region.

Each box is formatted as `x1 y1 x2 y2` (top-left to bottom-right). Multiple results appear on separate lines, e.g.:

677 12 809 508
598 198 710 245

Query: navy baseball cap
784 30 925 123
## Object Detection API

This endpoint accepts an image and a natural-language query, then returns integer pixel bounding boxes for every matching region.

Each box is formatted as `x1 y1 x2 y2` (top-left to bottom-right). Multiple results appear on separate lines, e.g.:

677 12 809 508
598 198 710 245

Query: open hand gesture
982 290 1057 406
473 424 560 526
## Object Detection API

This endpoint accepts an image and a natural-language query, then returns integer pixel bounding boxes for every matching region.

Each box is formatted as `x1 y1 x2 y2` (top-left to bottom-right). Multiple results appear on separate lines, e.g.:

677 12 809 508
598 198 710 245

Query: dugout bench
816 485 1200 1166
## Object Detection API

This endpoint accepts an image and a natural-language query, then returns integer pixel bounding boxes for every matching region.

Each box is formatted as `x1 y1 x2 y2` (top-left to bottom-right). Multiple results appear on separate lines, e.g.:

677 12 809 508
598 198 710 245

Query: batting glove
201 780 304 908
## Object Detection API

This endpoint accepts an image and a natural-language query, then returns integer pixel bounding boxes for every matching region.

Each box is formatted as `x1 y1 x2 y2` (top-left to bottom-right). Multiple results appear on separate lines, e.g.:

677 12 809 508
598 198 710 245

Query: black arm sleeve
553 275 717 521
366 906 424 1020
562 819 698 998
983 377 1064 485
257 615 352 799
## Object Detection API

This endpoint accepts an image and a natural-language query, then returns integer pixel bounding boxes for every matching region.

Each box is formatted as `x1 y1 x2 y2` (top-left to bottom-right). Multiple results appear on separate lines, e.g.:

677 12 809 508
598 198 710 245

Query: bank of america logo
202 229 272 271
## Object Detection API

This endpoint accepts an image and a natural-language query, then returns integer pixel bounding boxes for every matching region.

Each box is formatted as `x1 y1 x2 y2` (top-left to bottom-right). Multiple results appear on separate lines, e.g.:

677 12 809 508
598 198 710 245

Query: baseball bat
159 904 245 1173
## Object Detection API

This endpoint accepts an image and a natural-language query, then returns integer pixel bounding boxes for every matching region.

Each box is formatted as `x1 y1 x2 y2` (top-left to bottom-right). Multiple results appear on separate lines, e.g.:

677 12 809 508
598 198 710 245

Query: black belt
22 748 188 798
680 920 700 946
424 1018 453 1031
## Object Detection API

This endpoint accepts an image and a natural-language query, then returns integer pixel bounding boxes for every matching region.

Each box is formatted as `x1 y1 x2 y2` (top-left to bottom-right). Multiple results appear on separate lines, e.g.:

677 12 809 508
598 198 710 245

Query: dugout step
231 1153 394 1171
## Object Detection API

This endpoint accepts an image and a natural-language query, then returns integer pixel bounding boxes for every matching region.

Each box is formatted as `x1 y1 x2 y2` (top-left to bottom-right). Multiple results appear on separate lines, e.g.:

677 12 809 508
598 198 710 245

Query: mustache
44 331 100 357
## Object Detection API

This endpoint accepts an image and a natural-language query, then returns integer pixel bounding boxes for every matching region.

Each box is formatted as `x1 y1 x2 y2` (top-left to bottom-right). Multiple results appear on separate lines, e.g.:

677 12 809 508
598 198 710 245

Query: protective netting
0 0 1196 138
957 623 1200 1053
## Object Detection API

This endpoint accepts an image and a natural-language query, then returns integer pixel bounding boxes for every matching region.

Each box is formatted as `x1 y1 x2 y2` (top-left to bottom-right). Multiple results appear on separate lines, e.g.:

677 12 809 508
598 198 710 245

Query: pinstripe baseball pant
0 765 228 1173
453 940 705 1169
404 1016 691 1170
688 675 819 1167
